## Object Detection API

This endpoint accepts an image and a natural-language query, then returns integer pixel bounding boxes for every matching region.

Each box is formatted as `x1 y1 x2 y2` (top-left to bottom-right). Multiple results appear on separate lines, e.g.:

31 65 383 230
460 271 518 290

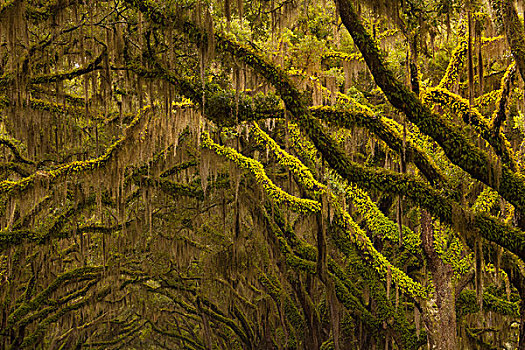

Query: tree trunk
420 210 457 350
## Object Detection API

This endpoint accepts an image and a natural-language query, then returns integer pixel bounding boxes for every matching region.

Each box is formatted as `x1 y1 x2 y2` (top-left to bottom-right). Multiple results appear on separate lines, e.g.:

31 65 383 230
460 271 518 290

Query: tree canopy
1 0 525 349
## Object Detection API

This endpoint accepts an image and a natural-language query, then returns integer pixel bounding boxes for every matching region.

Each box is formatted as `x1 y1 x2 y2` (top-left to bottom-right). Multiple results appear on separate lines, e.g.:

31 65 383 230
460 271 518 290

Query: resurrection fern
472 187 500 214
423 87 516 170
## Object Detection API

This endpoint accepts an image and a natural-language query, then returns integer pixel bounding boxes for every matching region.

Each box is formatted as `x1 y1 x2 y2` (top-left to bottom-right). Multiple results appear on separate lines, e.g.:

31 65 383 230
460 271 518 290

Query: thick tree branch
123 0 525 263
491 63 517 131
336 0 525 213
0 136 35 165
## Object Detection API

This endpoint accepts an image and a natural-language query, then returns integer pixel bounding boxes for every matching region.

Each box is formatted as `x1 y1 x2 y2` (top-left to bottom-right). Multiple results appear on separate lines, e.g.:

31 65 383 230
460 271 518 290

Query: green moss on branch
457 289 519 318
251 122 325 194
202 132 321 213
6 266 104 330
423 87 516 171
438 39 467 91
30 47 106 85
491 63 517 131
330 195 430 299
311 105 448 187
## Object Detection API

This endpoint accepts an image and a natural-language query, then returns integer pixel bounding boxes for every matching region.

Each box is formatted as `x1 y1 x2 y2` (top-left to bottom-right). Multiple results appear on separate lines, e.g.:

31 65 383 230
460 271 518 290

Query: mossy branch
491 0 525 83
0 136 36 165
28 98 85 117
84 321 145 348
16 279 99 330
321 51 364 63
264 204 422 342
30 46 106 85
148 320 205 350
472 187 500 214
458 289 519 318
137 176 204 200
475 89 501 109
330 194 430 299
333 159 525 262
438 39 467 91
6 266 104 330
423 87 516 171
311 105 448 188
128 58 281 126
19 286 111 349
491 62 517 131
125 0 525 262
345 183 421 254
202 132 321 213
251 122 326 194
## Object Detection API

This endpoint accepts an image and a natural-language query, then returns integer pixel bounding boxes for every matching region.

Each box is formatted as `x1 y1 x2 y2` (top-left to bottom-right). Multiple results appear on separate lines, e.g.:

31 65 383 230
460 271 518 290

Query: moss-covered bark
336 0 525 214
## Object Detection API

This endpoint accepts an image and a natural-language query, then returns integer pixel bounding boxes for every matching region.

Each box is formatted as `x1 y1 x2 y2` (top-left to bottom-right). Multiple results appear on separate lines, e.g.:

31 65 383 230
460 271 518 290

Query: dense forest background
1 0 525 349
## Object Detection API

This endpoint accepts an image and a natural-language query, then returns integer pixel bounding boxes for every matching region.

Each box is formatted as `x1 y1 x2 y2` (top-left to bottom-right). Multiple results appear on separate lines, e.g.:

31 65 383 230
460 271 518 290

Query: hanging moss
129 57 282 127
149 321 206 349
20 285 112 349
339 0 525 215
491 0 525 82
0 105 151 198
0 136 35 165
6 265 104 329
137 176 204 201
262 209 317 273
311 105 448 188
30 47 107 85
28 98 84 118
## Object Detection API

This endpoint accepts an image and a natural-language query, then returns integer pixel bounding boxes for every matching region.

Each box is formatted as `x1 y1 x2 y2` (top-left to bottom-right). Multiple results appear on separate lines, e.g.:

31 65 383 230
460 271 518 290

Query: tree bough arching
1 0 525 349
